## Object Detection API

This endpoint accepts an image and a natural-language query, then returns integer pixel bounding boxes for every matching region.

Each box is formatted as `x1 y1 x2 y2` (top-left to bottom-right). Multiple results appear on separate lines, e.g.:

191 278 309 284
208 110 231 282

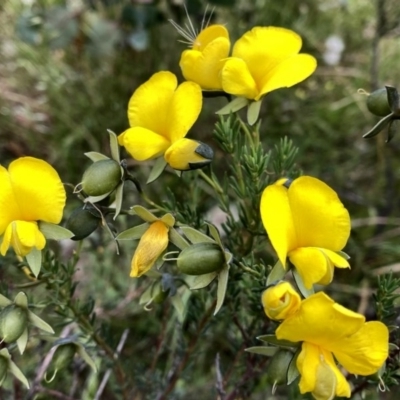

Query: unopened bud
0 305 28 343
266 349 294 387
81 159 122 196
177 242 225 275
65 206 101 240
367 88 391 117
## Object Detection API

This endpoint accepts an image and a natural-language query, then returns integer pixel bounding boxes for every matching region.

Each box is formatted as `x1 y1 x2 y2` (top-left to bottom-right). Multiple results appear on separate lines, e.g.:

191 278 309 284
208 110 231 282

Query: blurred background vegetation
1 0 400 398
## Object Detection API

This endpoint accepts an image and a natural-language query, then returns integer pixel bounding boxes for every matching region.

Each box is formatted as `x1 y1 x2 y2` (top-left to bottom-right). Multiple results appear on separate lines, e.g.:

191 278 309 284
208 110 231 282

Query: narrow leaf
180 226 215 244
147 157 167 184
363 113 393 138
113 182 124 220
216 97 249 115
26 248 42 277
39 222 74 240
130 205 158 222
214 265 229 315
9 360 30 389
116 223 149 240
257 335 298 348
77 344 98 372
293 269 314 298
386 86 400 113
0 294 12 307
160 213 175 228
189 272 218 290
14 292 28 308
247 100 262 126
84 152 110 162
169 228 189 250
171 295 185 323
205 223 223 248
387 119 399 143
266 260 286 286
16 328 28 354
28 311 54 334
107 129 120 162
287 349 300 385
245 346 278 357
84 192 111 203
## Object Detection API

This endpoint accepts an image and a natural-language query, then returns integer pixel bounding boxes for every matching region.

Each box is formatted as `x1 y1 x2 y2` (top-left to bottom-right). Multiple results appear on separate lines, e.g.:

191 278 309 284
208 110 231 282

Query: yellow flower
221 26 317 101
179 25 230 90
262 282 301 320
0 157 66 257
130 221 169 278
276 292 389 399
118 71 203 170
260 176 350 289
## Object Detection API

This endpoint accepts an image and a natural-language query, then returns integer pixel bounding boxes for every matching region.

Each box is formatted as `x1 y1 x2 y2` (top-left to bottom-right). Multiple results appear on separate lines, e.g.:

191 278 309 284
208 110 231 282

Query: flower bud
81 159 122 196
65 206 101 240
266 349 294 387
0 305 28 343
177 242 225 275
367 88 391 117
262 282 301 320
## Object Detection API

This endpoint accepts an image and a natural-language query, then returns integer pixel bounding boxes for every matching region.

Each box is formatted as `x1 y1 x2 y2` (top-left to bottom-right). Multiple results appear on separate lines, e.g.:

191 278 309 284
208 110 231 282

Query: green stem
198 169 223 194
237 262 262 279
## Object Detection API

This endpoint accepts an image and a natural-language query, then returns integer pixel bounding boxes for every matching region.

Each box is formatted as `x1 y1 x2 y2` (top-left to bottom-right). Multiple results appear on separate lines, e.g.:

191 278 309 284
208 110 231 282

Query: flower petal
259 54 317 97
276 292 365 348
193 25 229 51
167 81 202 143
221 57 258 99
127 71 177 138
322 249 350 269
289 247 330 289
8 157 66 224
130 221 169 277
260 183 297 268
0 166 20 234
331 321 389 376
288 176 350 250
119 127 170 161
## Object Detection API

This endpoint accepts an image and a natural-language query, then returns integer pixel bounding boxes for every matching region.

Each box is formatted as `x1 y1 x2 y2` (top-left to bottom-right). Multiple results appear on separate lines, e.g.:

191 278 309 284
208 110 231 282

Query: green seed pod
0 305 28 343
49 344 77 372
266 349 294 387
0 356 8 383
177 242 225 275
65 207 101 241
81 159 122 196
367 88 391 117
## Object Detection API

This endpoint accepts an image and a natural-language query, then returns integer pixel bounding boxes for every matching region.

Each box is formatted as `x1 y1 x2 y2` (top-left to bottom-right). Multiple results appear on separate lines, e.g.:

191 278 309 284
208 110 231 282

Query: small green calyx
266 349 294 387
177 242 225 275
81 159 122 196
367 88 391 117
0 305 28 343
65 206 102 240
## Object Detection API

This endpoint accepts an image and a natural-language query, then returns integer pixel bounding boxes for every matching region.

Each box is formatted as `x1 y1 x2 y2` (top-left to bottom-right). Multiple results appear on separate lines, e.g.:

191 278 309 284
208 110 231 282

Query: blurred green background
1 0 400 398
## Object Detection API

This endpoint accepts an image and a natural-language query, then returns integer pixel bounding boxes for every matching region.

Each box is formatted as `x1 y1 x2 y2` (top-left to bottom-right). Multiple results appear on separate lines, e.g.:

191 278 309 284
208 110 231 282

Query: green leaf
113 182 124 220
0 294 12 308
147 157 167 184
160 213 175 228
130 205 158 222
84 152 110 162
363 112 393 138
386 86 400 113
14 292 28 308
189 272 218 289
39 222 74 240
26 248 42 277
16 328 28 355
9 359 30 389
28 311 54 334
266 260 286 286
293 269 314 298
336 250 350 260
205 223 223 248
171 295 185 323
216 97 249 115
76 344 98 372
214 264 229 315
107 129 120 162
84 192 112 203
245 346 278 357
247 100 262 126
180 226 215 244
115 223 149 240
287 349 300 385
168 228 189 250
139 285 154 306
257 335 298 348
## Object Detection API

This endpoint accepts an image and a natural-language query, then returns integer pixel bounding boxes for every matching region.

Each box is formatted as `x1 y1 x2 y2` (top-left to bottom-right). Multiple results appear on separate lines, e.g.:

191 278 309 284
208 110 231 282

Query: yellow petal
167 81 202 143
193 25 229 51
164 138 213 171
221 57 258 99
288 247 330 289
1 221 46 257
322 249 350 269
130 221 169 277
7 157 66 224
0 166 21 234
119 127 170 161
260 184 297 268
259 54 317 97
180 37 230 90
276 292 365 348
288 176 350 250
127 71 177 138
331 321 389 376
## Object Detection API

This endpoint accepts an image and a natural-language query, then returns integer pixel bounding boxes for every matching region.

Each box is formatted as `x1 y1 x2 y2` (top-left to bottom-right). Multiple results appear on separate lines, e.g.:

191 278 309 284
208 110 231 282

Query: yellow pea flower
221 26 317 101
261 282 301 320
130 220 169 278
0 157 66 257
118 71 204 171
276 292 389 399
260 176 351 289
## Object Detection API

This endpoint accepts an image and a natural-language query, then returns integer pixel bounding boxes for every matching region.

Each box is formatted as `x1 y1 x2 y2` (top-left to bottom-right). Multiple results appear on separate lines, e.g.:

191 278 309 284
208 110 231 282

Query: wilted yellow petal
1 221 46 257
130 221 169 277
119 127 170 161
8 157 66 224
167 81 202 143
260 184 297 268
193 25 229 51
127 71 177 138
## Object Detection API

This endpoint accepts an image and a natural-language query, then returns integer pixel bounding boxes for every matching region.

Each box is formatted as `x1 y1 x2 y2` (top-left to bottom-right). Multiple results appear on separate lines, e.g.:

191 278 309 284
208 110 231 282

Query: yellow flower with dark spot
276 292 389 399
221 26 317 101
130 220 169 278
0 157 66 257
260 176 350 289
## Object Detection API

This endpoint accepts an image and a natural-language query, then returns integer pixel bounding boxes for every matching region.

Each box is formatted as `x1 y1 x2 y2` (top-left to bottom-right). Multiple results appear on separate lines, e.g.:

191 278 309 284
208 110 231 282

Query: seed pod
0 305 28 343
367 88 391 117
81 159 122 196
177 242 225 275
49 344 77 372
266 349 294 387
65 207 101 240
